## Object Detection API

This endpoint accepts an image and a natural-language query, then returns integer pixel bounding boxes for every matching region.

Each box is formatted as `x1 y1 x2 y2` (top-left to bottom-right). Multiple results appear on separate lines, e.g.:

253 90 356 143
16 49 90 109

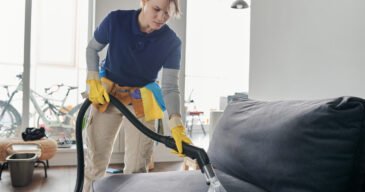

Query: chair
186 111 206 136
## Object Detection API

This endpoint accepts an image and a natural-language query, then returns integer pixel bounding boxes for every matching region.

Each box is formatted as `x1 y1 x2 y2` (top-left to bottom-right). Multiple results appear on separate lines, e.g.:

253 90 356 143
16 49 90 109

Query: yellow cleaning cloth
140 87 164 121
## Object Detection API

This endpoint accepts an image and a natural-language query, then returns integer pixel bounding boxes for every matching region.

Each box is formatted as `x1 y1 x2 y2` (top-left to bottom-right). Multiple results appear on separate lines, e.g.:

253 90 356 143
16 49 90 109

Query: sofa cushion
208 97 365 192
93 169 267 192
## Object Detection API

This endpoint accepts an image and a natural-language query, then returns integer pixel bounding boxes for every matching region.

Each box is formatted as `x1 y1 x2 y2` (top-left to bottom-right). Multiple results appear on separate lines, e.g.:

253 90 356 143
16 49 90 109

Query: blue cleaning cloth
99 60 106 77
145 82 166 111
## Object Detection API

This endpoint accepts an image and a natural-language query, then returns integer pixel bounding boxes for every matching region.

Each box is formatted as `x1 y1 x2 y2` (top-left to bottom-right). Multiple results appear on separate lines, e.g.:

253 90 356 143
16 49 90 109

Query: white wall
249 0 365 100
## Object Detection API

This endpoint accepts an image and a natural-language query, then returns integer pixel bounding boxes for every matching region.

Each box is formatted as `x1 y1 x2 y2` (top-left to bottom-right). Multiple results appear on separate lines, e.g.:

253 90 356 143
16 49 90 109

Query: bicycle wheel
63 104 82 126
38 106 60 123
38 106 78 139
0 100 21 138
61 104 82 140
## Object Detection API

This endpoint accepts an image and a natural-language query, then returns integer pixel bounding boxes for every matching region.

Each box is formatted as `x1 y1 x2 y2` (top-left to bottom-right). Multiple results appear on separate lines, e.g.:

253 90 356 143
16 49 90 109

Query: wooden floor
0 162 183 192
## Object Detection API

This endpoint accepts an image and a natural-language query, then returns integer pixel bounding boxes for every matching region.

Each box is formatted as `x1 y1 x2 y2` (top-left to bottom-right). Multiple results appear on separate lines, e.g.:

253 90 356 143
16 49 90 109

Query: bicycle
0 74 81 138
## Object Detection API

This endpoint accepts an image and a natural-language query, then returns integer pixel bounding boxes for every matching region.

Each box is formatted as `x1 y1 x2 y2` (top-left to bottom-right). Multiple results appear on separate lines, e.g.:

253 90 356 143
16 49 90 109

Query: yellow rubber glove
169 116 193 155
86 71 110 105
100 77 114 93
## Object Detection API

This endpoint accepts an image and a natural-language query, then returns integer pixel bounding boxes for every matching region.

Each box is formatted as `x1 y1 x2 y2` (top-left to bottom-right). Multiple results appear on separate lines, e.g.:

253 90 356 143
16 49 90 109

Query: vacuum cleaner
74 94 227 192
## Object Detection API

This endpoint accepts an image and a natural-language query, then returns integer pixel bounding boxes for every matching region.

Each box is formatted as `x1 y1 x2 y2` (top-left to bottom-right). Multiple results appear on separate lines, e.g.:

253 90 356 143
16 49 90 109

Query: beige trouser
83 104 156 192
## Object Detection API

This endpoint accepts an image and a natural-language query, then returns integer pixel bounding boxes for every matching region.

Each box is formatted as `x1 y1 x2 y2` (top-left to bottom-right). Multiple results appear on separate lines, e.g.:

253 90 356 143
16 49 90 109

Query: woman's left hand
169 116 193 155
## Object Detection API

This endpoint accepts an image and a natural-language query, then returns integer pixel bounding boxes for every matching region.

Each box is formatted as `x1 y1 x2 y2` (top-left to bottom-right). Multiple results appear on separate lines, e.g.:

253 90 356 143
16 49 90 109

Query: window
0 1 25 65
32 0 77 66
0 0 89 140
0 0 25 138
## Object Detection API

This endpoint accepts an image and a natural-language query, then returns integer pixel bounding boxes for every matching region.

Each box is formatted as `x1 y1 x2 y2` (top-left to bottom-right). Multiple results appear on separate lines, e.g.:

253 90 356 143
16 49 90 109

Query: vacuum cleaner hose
74 95 213 192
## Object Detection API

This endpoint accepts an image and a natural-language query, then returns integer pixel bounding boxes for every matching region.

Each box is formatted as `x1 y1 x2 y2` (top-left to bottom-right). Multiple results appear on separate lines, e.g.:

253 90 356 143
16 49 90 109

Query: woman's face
140 0 172 31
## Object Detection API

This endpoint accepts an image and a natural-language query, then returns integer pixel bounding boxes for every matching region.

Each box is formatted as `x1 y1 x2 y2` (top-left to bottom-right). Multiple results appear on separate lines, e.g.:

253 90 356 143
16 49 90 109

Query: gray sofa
94 96 365 192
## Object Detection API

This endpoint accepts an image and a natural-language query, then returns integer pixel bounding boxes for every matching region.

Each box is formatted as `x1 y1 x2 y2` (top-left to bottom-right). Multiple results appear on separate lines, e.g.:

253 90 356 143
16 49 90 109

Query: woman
84 0 191 191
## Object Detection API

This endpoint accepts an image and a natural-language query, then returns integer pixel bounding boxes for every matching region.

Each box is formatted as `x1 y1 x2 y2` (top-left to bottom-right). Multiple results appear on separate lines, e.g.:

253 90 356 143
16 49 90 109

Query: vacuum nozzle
203 164 228 192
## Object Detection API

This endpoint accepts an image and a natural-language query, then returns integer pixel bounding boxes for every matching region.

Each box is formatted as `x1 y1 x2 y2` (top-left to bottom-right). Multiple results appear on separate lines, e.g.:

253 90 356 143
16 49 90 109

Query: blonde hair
140 0 182 18
170 0 181 18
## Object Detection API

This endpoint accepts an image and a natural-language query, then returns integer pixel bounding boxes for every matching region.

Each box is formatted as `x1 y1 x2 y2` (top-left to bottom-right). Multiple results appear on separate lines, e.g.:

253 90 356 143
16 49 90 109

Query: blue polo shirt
94 9 182 87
